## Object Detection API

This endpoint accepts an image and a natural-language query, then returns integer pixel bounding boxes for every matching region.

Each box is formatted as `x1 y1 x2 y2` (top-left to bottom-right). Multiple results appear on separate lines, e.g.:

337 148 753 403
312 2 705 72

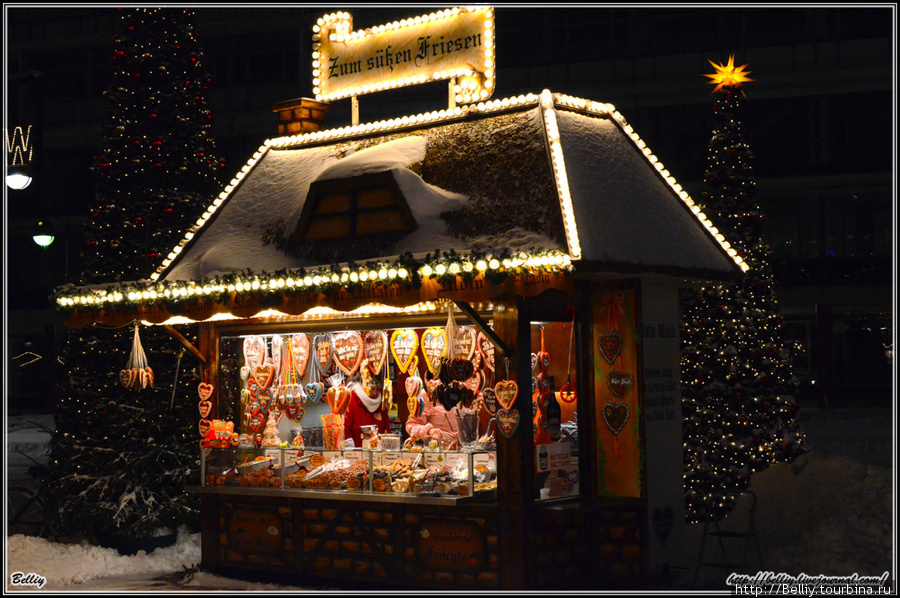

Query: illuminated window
289 171 417 244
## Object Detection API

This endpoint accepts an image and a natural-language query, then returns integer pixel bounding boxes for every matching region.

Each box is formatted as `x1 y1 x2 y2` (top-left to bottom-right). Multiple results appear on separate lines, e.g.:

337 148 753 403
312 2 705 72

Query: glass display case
201 446 498 500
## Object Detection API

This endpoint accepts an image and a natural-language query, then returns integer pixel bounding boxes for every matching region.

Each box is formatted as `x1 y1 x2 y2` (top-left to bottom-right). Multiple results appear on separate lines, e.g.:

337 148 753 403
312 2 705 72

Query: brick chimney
272 98 331 135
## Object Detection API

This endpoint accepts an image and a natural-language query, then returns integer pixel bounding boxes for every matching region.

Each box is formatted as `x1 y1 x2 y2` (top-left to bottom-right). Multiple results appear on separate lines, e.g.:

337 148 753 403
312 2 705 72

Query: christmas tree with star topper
680 55 809 524
40 7 223 545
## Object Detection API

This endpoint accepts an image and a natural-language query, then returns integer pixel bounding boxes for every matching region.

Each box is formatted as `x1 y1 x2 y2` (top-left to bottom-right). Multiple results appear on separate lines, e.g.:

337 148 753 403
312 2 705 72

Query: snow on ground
5 407 895 591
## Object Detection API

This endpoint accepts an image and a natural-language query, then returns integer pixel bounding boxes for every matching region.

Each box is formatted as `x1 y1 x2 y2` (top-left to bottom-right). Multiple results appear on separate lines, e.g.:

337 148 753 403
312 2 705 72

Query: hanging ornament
496 408 520 439
364 330 388 375
333 330 364 377
607 370 635 400
602 402 630 458
313 333 334 377
243 335 267 370
120 322 153 391
598 332 623 366
477 331 495 373
198 373 214 419
290 333 310 377
390 328 419 373
422 326 448 376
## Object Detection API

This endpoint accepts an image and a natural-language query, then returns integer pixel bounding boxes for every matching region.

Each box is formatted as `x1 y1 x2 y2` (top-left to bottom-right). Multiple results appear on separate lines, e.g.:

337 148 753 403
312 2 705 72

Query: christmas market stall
55 7 746 590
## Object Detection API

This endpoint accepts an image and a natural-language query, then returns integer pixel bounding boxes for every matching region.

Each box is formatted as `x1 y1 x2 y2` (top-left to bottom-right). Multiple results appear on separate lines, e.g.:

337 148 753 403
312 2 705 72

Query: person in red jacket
342 372 390 448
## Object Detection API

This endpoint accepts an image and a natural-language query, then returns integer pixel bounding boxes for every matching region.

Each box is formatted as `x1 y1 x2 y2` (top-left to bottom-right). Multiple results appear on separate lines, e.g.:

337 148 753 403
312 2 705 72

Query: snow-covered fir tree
681 56 809 524
41 8 223 543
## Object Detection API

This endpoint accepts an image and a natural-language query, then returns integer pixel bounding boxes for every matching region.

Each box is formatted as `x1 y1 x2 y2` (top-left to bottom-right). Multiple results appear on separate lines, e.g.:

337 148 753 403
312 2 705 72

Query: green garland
55 247 573 316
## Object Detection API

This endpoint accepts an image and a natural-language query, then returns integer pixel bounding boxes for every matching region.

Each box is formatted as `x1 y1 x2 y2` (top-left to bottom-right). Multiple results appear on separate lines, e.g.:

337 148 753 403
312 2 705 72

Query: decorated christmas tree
681 56 808 524
41 8 223 544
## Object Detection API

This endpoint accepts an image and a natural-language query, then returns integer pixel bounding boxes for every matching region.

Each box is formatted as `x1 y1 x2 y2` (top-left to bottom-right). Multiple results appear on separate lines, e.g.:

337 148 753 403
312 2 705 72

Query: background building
5 6 894 413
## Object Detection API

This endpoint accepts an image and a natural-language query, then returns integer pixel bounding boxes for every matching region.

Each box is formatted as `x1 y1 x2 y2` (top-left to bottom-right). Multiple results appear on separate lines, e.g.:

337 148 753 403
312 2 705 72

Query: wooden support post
163 325 207 366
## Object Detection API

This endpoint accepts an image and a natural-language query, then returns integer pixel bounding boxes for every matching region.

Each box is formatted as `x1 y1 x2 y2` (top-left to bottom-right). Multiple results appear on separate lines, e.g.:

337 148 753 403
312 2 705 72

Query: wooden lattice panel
533 504 644 588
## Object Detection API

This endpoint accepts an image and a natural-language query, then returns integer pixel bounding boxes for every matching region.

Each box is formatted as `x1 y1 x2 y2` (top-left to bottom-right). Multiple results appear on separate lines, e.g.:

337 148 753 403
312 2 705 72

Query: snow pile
6 526 200 589
751 454 893 576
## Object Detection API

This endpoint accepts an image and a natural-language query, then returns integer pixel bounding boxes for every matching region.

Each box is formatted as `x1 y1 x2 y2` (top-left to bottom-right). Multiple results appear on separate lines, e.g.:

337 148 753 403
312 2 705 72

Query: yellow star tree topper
704 54 753 94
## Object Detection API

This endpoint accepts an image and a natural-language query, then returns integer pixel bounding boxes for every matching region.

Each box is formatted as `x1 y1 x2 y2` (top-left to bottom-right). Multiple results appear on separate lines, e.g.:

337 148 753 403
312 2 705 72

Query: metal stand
691 490 763 588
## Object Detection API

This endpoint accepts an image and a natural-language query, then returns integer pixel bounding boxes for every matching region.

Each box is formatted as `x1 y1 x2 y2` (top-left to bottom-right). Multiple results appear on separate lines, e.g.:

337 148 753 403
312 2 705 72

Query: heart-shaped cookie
421 327 447 375
390 329 418 373
602 402 630 435
452 326 477 360
198 418 212 438
465 370 484 393
313 333 334 375
607 370 634 400
290 333 310 377
243 335 267 370
598 332 623 365
119 369 135 389
333 331 364 377
305 382 324 403
247 398 261 415
198 382 214 401
481 387 498 414
405 376 422 397
496 408 520 438
495 380 518 411
247 412 264 433
198 399 212 419
449 358 474 382
252 364 275 389
408 394 424 418
364 330 388 375
477 332 495 372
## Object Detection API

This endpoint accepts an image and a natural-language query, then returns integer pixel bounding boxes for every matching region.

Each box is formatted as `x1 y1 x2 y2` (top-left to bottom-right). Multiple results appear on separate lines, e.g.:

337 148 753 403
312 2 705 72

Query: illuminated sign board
312 7 495 105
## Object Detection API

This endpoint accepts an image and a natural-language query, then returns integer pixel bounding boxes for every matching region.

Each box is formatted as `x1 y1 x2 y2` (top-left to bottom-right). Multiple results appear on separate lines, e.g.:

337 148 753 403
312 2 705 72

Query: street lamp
32 220 55 248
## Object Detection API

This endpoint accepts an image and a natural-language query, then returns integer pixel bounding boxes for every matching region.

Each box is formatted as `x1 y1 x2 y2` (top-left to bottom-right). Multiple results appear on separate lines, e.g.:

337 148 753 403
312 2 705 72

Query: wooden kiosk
57 7 745 590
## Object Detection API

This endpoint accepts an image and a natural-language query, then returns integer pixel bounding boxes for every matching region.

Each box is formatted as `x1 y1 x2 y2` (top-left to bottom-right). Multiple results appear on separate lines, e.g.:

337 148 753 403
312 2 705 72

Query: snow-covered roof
56 91 745 327
156 90 743 284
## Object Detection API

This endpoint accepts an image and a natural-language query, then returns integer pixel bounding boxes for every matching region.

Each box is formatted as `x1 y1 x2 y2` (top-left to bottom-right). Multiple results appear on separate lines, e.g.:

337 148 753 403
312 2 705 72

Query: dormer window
290 171 417 245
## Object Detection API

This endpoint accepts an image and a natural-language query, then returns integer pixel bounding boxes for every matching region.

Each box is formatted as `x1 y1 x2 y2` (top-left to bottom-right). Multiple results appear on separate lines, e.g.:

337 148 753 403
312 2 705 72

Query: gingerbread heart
465 370 484 394
143 366 155 388
495 380 519 411
390 329 418 373
198 418 212 438
405 376 422 397
407 394 424 418
270 336 283 381
598 332 623 365
481 387 498 414
291 333 310 377
243 335 267 370
198 399 212 419
607 370 634 400
477 332 495 372
247 398 261 415
364 330 388 375
333 331 364 376
313 333 334 375
422 327 447 375
602 402 630 435
270 404 285 425
452 326 477 361
305 382 324 403
247 412 264 433
119 369 135 389
449 358 474 382
198 382 214 401
252 364 275 389
496 408 520 438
